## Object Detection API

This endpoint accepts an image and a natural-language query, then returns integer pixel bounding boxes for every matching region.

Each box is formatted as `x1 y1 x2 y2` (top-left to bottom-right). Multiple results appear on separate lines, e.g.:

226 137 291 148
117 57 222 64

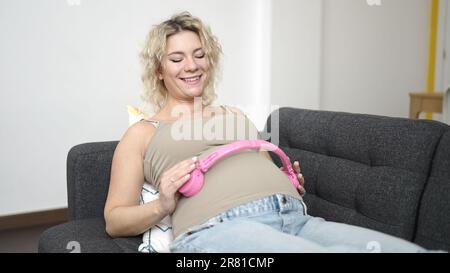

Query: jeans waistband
206 194 306 224
174 194 307 241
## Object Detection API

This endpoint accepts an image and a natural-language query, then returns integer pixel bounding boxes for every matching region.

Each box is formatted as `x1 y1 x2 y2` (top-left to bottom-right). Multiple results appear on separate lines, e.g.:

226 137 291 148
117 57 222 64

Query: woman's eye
195 54 205 59
171 59 182 63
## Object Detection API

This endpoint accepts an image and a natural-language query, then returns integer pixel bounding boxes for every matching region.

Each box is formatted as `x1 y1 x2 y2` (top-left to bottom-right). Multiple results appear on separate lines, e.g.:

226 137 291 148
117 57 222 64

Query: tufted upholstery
266 108 450 249
66 141 117 221
414 130 450 249
39 107 450 252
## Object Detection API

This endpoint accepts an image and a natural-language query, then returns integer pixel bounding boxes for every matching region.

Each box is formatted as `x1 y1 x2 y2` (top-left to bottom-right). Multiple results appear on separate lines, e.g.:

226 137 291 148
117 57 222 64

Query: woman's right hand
157 156 198 215
280 161 306 197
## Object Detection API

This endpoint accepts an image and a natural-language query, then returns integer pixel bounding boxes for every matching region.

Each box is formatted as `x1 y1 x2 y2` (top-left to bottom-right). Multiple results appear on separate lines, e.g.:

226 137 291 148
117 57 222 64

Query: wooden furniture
409 92 443 119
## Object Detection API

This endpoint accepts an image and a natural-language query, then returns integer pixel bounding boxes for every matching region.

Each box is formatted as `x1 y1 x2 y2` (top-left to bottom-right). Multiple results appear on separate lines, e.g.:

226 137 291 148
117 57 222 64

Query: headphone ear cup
178 168 205 197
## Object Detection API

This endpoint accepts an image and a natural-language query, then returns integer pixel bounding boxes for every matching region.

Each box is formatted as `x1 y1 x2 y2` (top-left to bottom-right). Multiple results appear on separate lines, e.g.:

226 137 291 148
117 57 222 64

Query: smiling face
158 31 210 101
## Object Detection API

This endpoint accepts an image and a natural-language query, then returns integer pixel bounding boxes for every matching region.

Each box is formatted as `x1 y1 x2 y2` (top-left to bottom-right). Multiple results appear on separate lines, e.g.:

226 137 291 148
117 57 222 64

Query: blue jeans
170 194 429 253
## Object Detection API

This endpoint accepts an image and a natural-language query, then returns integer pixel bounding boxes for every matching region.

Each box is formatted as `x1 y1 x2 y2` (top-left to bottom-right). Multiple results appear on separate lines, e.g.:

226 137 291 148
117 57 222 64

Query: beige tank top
143 106 302 238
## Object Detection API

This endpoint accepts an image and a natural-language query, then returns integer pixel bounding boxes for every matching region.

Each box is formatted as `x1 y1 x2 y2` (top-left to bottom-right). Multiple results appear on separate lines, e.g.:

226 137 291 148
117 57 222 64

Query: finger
297 173 304 186
178 156 198 172
168 156 198 173
188 156 198 164
172 173 191 189
164 158 196 182
172 161 197 179
297 186 306 197
174 192 182 202
169 166 194 186
294 161 301 173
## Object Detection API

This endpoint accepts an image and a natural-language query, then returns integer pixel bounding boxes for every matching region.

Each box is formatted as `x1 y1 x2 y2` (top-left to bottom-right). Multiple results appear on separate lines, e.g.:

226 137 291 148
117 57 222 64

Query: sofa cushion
266 108 448 243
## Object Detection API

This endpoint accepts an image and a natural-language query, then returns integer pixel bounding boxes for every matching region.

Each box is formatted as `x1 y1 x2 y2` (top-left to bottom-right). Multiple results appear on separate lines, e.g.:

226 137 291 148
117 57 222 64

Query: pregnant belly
171 150 301 238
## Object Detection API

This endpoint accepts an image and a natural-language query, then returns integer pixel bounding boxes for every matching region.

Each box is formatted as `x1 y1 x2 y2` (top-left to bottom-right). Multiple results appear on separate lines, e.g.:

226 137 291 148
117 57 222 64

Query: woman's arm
104 121 166 237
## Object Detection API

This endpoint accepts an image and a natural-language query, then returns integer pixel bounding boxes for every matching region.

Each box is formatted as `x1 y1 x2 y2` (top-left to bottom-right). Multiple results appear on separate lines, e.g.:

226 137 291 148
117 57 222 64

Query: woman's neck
156 98 204 121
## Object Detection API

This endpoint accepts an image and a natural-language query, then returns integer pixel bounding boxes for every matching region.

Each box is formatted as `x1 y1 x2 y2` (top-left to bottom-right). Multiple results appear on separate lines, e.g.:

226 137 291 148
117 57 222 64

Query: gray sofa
38 107 450 252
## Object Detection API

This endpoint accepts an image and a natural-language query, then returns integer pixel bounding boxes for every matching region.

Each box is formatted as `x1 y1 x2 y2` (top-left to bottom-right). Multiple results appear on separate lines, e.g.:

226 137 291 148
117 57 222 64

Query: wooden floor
0 224 55 253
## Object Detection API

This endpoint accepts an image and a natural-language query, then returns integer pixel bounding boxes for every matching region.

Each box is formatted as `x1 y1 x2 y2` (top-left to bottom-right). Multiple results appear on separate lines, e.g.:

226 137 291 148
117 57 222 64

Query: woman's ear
156 67 164 80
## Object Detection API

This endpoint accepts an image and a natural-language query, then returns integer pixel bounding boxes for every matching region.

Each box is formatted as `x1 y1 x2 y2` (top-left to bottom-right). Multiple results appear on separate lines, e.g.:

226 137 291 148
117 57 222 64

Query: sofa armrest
67 141 118 221
38 218 141 253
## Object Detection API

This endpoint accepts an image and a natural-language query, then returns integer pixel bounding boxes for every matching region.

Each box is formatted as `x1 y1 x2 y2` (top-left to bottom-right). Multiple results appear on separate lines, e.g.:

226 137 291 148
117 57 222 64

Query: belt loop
301 200 308 216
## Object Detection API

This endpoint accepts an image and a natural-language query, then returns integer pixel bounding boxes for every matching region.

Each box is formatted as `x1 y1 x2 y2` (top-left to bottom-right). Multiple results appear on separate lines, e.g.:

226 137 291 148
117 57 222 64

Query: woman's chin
185 89 204 99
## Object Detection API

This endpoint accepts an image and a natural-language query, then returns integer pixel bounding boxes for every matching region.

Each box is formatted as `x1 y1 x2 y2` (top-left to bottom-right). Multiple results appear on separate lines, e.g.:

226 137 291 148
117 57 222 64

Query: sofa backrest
414 130 450 250
67 141 118 221
265 107 450 249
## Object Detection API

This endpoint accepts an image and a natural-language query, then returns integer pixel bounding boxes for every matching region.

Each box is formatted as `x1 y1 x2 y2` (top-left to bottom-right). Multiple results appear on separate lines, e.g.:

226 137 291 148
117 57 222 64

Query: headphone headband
179 140 299 197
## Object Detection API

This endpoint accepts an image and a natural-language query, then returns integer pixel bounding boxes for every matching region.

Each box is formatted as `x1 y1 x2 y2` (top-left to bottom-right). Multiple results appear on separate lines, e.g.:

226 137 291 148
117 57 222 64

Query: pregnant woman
104 11 431 253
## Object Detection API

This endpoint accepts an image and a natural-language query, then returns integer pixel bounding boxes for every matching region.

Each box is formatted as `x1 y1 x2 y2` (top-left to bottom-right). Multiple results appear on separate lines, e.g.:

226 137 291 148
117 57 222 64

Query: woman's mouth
180 75 202 86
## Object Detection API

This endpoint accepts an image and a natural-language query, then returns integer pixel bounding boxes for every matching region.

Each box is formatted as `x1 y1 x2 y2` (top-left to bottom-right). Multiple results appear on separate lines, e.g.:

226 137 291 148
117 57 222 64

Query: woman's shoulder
127 118 158 135
119 120 157 158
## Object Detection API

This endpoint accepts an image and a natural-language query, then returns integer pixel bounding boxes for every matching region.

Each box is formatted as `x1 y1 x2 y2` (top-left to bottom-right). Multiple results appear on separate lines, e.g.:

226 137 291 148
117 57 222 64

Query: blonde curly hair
139 11 222 113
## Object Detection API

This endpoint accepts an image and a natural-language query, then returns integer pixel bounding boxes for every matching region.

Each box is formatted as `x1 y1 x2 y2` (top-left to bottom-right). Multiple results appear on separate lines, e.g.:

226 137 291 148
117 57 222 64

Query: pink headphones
178 140 299 197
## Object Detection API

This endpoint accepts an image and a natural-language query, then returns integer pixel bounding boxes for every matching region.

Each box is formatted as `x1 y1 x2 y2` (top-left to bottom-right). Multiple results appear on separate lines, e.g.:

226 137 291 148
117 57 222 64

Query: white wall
442 0 450 91
220 0 323 129
271 0 323 111
320 0 430 118
0 0 274 216
441 0 450 124
213 0 273 130
435 0 448 92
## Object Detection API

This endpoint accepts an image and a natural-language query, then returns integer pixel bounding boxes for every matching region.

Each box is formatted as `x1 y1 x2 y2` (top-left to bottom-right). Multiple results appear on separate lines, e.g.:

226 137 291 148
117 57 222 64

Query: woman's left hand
280 161 305 197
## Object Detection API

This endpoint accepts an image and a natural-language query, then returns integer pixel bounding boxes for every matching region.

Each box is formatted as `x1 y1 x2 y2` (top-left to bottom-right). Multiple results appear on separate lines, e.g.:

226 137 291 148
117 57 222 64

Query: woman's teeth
181 76 201 83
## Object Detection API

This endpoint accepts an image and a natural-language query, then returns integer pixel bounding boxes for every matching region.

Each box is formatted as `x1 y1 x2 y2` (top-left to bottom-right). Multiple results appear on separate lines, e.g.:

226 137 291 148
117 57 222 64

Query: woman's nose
184 56 199 71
